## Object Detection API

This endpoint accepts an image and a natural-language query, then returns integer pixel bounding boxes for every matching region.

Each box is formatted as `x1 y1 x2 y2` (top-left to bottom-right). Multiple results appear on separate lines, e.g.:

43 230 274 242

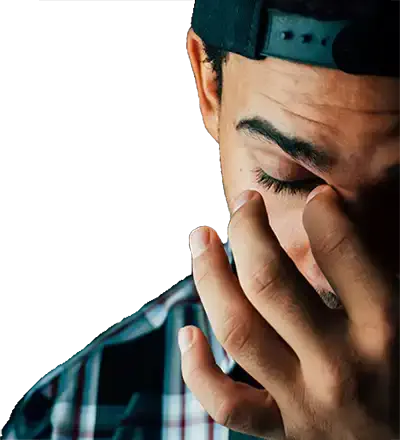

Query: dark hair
201 0 383 104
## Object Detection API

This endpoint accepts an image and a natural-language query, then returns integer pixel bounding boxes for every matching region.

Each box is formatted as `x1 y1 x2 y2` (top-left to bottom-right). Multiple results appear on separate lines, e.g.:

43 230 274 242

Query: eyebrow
236 116 336 174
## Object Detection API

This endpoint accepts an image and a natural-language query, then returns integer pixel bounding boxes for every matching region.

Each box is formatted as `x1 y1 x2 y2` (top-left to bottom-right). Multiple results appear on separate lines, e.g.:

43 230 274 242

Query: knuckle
382 321 397 347
354 316 397 358
323 367 351 397
247 256 284 299
194 251 222 290
317 359 356 405
181 362 203 386
213 395 242 427
193 262 211 290
194 268 209 292
374 317 396 350
228 206 249 233
313 228 350 257
219 316 251 353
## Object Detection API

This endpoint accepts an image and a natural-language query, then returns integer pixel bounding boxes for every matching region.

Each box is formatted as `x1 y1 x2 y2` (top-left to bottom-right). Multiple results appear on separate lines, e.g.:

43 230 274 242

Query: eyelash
252 167 323 197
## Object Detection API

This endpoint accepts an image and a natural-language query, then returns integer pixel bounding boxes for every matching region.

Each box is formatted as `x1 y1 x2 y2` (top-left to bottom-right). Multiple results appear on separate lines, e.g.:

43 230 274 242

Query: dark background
0 0 223 426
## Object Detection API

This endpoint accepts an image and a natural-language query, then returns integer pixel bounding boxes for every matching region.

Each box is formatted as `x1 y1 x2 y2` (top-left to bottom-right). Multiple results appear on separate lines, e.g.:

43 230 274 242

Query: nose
304 256 333 291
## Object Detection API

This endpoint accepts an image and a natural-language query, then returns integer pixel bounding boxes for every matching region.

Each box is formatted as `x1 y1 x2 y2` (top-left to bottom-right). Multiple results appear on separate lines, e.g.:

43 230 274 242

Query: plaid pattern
1 241 264 440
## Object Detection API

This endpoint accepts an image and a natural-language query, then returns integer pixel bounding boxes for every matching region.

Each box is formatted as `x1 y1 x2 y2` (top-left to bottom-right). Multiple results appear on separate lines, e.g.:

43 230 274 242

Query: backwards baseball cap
191 0 399 77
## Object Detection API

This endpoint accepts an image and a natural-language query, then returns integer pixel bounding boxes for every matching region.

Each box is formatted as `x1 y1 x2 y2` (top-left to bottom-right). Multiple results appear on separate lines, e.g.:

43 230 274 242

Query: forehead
225 53 399 112
223 53 399 188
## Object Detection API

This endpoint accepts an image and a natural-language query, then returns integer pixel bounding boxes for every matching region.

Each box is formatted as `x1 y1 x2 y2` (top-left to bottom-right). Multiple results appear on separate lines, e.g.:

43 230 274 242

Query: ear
186 28 221 143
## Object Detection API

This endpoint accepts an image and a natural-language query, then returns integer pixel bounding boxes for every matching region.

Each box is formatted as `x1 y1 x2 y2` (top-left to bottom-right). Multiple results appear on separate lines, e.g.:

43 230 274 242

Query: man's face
187 29 399 305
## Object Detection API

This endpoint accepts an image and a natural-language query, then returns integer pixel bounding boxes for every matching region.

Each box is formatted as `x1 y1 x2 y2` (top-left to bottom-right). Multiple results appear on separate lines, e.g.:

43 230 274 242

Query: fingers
303 186 396 359
228 191 332 364
179 325 285 439
190 227 297 400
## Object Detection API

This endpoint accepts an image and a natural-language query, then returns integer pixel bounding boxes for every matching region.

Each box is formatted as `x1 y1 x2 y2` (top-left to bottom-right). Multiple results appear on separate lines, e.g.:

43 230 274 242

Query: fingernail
306 185 330 205
232 190 258 214
178 327 193 354
189 227 210 259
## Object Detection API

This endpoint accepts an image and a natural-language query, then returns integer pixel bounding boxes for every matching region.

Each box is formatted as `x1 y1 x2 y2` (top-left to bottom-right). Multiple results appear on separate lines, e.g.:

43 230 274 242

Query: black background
0 0 223 426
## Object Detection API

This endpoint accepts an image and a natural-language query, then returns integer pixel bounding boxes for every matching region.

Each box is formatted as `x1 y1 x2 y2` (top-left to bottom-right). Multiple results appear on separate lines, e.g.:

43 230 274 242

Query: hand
180 186 399 439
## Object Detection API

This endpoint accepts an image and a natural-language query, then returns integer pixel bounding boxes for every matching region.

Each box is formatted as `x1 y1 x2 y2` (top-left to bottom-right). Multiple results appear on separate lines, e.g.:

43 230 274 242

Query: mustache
315 287 344 310
315 274 399 313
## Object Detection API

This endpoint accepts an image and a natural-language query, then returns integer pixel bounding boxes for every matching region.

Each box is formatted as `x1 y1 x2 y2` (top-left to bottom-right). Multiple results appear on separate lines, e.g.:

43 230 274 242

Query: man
2 1 399 439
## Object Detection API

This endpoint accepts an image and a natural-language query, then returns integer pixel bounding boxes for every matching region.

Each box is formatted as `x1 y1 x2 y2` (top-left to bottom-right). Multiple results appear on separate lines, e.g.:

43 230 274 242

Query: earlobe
186 28 220 143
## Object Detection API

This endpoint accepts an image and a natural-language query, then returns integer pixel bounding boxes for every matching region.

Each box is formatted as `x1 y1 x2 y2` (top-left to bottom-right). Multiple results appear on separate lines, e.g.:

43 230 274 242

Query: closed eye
252 167 325 198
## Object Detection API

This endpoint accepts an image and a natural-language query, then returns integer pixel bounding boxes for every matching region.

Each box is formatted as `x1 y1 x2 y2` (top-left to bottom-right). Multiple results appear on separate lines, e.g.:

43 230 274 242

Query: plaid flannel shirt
2 241 267 440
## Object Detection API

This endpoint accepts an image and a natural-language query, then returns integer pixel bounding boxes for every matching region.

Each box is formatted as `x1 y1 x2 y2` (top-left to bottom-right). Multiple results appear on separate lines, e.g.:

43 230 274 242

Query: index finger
303 186 396 356
228 191 333 364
